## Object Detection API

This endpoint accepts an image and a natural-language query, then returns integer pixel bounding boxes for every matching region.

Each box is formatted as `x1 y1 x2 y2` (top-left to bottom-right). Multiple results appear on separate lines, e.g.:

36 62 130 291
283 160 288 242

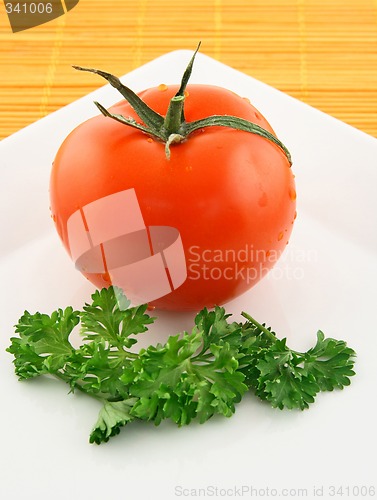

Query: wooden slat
0 0 376 139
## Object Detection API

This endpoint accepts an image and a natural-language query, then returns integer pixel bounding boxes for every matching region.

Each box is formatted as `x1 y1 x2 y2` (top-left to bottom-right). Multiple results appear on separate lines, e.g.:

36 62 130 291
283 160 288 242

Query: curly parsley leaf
128 326 247 427
81 286 154 348
240 314 356 410
192 306 241 351
253 339 319 410
6 286 357 444
90 398 138 444
303 331 356 391
7 307 79 379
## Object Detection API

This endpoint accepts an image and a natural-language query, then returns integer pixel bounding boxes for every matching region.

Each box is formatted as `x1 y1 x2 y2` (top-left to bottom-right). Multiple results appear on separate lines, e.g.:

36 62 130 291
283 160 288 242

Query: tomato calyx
73 44 292 164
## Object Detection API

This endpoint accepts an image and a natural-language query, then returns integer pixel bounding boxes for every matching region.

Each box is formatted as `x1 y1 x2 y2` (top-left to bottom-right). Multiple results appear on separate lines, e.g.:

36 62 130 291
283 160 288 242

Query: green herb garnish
7 286 356 444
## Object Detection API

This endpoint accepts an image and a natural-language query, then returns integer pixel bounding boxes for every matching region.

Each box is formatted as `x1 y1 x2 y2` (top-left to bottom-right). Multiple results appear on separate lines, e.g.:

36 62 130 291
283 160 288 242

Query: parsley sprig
7 287 356 444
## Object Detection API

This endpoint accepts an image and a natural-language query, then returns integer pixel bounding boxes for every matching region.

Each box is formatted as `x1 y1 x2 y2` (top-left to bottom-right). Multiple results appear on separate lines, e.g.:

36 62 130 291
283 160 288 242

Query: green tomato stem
72 65 164 131
74 44 293 165
185 115 292 165
175 42 201 98
164 95 186 136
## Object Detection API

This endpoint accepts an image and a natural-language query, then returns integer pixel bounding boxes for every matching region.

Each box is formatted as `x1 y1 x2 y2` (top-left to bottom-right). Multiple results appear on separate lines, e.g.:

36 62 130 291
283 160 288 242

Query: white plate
1 51 376 500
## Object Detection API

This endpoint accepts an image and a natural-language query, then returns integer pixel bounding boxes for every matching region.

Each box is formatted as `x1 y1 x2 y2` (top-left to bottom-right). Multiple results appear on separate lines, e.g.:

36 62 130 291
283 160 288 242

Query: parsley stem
191 349 212 360
241 312 276 342
114 349 138 359
53 372 107 403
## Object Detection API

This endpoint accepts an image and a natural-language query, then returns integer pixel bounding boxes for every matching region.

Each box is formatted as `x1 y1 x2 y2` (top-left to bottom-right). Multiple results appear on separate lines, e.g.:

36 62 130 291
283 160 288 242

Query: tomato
50 58 296 311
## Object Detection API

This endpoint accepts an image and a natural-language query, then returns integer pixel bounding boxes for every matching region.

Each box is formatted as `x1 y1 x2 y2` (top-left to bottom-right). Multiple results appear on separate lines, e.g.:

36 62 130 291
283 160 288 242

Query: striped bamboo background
0 0 376 140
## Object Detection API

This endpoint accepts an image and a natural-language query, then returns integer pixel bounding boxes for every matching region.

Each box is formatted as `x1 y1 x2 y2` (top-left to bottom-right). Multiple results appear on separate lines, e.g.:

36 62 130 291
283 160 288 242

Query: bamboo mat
0 0 376 140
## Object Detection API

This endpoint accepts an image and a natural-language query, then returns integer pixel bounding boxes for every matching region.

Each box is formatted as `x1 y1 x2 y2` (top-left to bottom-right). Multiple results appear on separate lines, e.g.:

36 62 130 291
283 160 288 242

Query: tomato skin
50 84 296 311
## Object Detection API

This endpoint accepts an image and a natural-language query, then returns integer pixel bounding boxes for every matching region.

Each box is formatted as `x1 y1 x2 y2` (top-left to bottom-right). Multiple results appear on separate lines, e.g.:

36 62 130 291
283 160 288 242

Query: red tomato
50 83 296 311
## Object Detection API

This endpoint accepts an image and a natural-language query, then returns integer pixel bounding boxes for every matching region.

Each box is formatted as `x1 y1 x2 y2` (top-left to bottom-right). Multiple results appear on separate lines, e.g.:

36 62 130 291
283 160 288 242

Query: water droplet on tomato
147 137 153 143
147 304 156 311
158 84 168 91
243 97 251 104
278 232 284 241
184 90 189 97
102 272 111 283
289 188 297 201
294 211 297 219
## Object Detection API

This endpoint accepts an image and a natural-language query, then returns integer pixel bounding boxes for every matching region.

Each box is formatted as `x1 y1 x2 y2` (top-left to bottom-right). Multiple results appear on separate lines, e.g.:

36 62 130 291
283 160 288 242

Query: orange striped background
1 0 376 139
